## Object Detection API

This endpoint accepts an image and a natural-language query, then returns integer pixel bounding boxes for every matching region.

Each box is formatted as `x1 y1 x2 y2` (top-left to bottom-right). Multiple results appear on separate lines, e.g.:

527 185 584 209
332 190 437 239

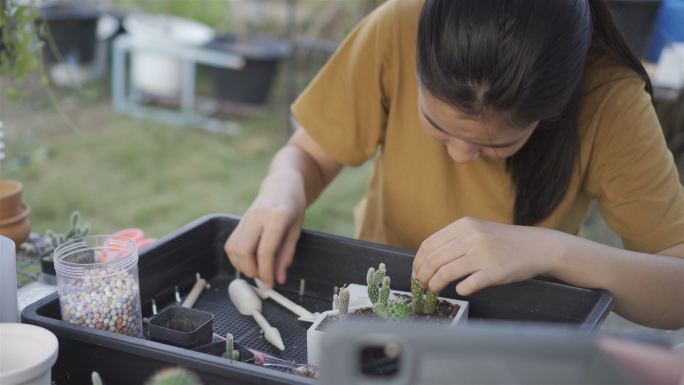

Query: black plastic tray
22 214 613 385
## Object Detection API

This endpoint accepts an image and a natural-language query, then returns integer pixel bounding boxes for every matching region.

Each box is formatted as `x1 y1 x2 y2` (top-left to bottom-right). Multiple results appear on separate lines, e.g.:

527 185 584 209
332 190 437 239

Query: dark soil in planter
317 295 461 332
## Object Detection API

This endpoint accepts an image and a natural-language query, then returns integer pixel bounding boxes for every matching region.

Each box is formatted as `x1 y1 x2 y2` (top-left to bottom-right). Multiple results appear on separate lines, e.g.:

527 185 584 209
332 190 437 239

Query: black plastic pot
608 0 663 57
148 307 214 349
40 3 101 65
193 341 256 364
40 253 55 276
206 35 291 106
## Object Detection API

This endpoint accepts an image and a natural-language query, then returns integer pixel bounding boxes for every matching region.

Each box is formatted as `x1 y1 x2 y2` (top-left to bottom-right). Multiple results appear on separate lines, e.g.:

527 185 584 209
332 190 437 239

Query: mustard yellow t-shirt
291 0 684 253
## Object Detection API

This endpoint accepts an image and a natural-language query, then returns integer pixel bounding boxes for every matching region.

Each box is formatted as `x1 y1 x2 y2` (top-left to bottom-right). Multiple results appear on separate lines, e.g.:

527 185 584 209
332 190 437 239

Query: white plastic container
53 235 143 338
0 235 18 323
124 14 215 97
0 323 58 385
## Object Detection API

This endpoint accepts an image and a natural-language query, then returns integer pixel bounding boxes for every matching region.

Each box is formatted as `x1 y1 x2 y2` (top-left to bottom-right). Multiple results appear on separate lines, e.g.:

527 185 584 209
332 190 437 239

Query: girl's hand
224 169 307 287
412 217 564 295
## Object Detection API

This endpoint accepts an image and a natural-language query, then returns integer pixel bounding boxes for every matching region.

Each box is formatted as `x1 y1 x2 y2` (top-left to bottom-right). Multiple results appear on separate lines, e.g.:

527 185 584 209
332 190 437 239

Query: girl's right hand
224 169 307 288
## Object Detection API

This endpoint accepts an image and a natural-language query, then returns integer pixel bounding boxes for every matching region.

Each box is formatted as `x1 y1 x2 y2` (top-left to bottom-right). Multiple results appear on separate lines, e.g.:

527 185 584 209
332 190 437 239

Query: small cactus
424 290 438 315
224 333 240 361
411 278 424 314
91 371 103 385
337 286 350 319
366 267 378 303
388 298 412 321
145 367 203 385
372 276 391 319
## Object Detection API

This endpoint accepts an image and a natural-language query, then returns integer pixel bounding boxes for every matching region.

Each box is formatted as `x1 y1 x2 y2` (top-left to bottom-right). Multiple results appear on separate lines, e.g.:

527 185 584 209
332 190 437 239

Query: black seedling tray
22 214 613 385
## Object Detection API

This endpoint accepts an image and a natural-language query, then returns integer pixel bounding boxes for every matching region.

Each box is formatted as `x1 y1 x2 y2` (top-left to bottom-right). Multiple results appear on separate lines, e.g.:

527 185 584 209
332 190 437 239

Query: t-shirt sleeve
290 2 394 166
586 79 684 253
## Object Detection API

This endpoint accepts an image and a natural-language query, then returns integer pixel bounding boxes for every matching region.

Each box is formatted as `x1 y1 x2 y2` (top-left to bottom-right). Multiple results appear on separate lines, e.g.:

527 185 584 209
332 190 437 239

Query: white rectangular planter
306 284 469 367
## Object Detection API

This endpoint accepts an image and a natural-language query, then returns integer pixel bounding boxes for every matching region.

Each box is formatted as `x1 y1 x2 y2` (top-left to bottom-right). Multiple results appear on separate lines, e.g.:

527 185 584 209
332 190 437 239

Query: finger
412 217 479 277
455 268 502 296
225 220 248 273
416 240 466 287
427 254 479 293
227 219 263 278
256 220 288 288
275 225 301 285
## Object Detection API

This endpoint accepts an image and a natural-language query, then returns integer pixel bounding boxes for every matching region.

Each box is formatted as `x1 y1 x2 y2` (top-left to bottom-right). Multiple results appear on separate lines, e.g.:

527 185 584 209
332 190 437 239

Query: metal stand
112 35 245 134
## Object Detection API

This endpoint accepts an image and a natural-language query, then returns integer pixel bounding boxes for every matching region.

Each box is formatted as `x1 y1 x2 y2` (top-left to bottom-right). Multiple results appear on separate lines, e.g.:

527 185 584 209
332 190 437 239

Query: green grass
5 104 370 240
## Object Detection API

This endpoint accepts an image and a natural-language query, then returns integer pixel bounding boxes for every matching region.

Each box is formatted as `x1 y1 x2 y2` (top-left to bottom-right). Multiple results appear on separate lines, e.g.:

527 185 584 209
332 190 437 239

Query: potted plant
29 211 90 275
306 263 469 367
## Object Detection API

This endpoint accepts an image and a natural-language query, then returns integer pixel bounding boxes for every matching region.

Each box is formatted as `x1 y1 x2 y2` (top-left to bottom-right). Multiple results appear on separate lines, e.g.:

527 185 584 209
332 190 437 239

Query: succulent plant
223 333 240 361
410 278 439 315
387 297 412 321
145 367 203 385
424 289 438 315
45 211 90 254
336 286 350 319
411 278 424 314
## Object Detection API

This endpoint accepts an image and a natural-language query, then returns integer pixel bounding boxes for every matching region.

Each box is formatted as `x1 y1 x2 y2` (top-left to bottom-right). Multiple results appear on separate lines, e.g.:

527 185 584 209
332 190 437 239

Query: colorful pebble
58 267 142 338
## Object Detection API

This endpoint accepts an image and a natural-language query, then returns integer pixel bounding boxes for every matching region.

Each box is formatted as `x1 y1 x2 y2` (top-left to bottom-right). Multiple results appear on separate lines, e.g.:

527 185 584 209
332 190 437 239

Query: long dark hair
417 0 652 225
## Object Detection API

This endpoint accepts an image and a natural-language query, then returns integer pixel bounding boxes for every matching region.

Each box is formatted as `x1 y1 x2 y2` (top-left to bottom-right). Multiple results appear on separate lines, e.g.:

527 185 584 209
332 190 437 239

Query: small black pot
39 3 101 65
40 252 55 276
193 341 256 364
148 307 214 349
206 35 291 106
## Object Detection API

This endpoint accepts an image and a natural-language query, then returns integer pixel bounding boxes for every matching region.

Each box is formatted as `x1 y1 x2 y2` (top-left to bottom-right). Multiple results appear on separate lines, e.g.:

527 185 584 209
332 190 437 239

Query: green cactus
388 298 412 321
91 371 103 385
145 367 203 385
373 263 386 288
366 267 378 303
337 286 350 319
223 333 240 361
371 276 391 319
411 278 425 314
379 276 390 306
424 290 438 315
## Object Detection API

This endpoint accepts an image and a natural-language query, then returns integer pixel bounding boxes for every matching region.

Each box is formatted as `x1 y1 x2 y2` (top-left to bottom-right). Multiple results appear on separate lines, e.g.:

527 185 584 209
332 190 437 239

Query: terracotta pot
0 180 23 219
0 203 32 246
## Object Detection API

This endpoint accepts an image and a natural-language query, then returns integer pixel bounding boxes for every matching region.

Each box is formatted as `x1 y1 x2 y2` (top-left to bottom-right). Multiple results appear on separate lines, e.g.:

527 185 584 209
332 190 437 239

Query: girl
225 0 684 329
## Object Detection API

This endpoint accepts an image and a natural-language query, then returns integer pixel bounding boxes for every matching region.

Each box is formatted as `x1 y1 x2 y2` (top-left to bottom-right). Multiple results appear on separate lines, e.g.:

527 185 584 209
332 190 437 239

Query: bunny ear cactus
145 367 203 385
373 276 391 319
366 263 386 304
337 286 350 319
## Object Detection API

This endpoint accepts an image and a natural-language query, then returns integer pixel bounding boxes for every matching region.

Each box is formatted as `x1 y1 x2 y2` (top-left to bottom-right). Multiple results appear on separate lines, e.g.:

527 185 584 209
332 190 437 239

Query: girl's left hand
412 217 565 295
